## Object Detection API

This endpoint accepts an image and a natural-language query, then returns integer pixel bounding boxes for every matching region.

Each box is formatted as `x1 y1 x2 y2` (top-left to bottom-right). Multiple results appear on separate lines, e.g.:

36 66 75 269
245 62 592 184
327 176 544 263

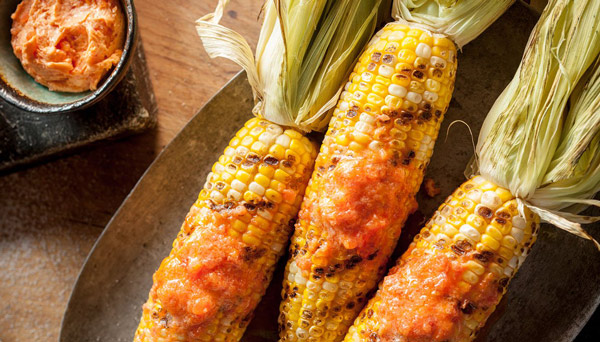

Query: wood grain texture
0 1 262 341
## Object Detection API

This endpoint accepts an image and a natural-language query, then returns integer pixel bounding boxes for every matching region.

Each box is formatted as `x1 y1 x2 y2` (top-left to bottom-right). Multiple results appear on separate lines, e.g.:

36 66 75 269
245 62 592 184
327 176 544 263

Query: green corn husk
392 0 515 48
196 0 388 132
470 0 600 246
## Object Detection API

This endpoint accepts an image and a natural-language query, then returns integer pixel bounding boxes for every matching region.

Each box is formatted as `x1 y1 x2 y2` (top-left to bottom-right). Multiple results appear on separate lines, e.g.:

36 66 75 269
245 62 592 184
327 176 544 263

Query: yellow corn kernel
274 169 289 183
232 220 247 234
266 189 283 204
375 75 391 86
259 164 275 178
481 235 501 251
236 170 252 184
398 49 417 63
352 132 372 145
242 233 262 246
391 73 411 87
372 83 387 96
396 62 413 74
496 187 513 202
254 174 271 189
434 36 452 48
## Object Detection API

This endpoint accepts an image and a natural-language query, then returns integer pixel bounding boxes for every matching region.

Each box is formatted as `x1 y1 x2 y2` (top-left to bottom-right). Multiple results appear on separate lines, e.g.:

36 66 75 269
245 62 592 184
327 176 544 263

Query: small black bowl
0 0 137 114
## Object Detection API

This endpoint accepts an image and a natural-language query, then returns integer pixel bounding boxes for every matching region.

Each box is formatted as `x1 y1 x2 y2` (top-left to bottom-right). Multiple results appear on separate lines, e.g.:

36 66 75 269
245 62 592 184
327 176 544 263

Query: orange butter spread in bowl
10 0 125 93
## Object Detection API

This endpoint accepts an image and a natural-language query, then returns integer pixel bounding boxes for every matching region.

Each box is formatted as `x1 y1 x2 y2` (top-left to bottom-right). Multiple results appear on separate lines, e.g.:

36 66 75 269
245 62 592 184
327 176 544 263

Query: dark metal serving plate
60 4 600 342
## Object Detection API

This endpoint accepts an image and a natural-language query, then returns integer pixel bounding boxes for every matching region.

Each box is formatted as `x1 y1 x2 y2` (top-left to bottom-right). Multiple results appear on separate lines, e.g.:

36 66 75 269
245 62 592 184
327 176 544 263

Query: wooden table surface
1 1 598 342
0 1 262 341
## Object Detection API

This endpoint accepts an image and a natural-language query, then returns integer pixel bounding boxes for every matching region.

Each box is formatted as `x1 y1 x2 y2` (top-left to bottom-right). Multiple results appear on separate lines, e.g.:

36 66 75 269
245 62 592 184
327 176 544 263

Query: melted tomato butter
376 248 501 342
150 205 265 338
297 148 417 272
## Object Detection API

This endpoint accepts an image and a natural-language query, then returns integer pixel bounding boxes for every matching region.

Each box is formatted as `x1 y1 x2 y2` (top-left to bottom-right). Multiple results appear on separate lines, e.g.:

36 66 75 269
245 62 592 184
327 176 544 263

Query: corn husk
470 0 600 247
392 0 515 48
196 0 386 132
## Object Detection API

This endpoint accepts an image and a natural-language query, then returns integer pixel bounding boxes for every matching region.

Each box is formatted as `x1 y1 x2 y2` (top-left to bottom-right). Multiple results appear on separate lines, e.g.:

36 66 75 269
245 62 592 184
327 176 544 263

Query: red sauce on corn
297 149 417 272
376 247 502 341
150 205 265 338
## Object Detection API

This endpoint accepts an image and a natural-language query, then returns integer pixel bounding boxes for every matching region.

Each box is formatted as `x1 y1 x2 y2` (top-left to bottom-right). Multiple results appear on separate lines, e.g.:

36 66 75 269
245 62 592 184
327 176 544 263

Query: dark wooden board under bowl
0 36 157 173
59 4 599 342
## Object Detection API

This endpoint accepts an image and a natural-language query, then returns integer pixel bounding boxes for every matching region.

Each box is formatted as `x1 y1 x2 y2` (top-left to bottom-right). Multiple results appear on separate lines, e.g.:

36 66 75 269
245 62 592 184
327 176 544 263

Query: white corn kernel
430 56 447 69
423 91 438 102
459 224 481 242
472 176 486 184
257 209 273 220
236 146 249 156
406 92 422 104
482 191 502 210
214 163 225 173
210 191 224 202
416 43 432 58
249 182 265 196
511 228 525 244
294 272 307 285
512 216 526 229
276 134 291 148
231 179 246 192
508 256 518 269
360 113 376 125
389 31 406 41
339 101 349 111
378 65 394 77
356 122 373 134
466 189 482 202
259 132 277 146
267 124 283 135
227 189 242 201
388 84 408 98
224 147 235 156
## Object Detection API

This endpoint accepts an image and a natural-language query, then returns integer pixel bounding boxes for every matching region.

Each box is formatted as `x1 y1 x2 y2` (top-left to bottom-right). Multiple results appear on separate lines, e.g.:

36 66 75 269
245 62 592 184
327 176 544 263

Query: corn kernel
251 141 267 154
375 75 391 85
462 270 479 284
242 233 261 246
243 190 260 203
274 169 289 182
496 187 513 202
481 235 500 251
498 247 514 260
466 260 485 275
232 220 247 233
254 174 271 188
372 83 386 96
349 141 364 152
391 73 411 87
266 189 283 204
398 49 417 63
395 62 413 74
259 164 275 178
236 170 252 184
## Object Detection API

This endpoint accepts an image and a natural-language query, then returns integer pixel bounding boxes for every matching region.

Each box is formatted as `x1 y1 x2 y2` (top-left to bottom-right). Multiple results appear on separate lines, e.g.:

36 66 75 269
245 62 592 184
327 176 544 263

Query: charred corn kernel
135 118 317 342
280 22 457 342
344 176 539 342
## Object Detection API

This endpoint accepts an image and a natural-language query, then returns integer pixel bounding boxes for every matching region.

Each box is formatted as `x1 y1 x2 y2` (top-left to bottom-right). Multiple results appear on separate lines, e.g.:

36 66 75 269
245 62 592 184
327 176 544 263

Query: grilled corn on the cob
135 0 387 339
344 0 600 340
134 118 317 341
278 22 457 342
344 176 539 341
